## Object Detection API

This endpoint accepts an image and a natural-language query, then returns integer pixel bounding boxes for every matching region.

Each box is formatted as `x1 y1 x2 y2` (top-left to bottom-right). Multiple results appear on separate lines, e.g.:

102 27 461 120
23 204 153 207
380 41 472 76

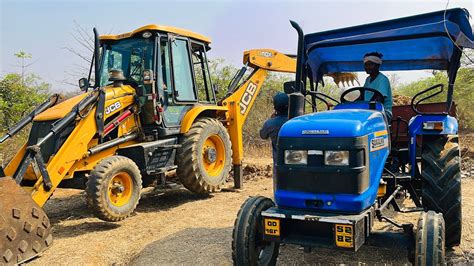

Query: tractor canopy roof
304 8 473 84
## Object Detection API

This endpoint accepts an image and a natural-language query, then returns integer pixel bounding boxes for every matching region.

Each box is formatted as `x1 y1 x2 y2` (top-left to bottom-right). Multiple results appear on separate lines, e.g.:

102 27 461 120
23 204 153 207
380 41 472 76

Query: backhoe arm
221 49 296 187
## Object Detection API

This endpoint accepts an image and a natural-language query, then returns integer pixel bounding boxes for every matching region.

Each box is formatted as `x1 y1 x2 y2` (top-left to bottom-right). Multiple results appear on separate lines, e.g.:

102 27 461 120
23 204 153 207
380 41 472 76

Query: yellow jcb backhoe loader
0 25 297 264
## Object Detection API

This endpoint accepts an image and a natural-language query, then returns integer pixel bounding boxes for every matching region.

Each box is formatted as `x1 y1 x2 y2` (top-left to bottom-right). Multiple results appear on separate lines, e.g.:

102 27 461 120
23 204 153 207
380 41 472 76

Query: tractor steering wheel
340 87 385 104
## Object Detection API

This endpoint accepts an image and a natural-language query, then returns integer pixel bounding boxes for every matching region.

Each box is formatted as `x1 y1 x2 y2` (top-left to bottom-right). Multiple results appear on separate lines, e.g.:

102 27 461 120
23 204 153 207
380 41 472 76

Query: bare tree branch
61 46 91 64
70 33 94 54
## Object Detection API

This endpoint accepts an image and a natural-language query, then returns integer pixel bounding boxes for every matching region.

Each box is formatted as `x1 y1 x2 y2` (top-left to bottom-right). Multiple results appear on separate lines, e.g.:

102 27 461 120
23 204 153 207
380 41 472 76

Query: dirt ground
28 154 473 265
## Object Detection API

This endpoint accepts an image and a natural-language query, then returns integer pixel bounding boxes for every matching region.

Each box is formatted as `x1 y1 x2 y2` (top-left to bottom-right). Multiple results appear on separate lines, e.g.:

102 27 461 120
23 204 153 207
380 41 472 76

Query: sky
1 0 473 92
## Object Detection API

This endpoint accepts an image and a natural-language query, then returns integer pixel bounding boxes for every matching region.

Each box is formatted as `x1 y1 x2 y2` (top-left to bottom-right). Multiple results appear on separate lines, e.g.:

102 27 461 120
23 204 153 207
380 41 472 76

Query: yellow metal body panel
100 24 211 44
180 105 228 133
3 143 26 177
34 85 136 121
31 107 99 205
70 140 137 173
222 69 269 164
243 49 296 73
34 94 88 121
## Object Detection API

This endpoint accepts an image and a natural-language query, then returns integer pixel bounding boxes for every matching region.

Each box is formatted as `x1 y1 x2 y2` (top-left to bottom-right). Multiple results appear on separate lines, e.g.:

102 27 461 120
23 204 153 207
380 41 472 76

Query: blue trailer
232 8 473 265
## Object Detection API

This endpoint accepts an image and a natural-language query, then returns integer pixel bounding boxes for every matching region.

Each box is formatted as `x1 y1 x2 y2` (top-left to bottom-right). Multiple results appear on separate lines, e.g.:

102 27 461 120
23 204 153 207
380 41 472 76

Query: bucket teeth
0 177 53 264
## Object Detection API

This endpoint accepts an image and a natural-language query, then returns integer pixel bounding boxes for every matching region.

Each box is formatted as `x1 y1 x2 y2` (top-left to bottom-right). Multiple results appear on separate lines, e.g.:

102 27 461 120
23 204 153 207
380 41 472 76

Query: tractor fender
180 105 228 133
408 114 458 176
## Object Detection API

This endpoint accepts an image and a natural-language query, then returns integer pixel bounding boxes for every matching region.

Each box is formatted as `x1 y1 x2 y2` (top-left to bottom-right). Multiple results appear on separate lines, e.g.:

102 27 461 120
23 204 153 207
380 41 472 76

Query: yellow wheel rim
202 134 226 176
108 172 133 207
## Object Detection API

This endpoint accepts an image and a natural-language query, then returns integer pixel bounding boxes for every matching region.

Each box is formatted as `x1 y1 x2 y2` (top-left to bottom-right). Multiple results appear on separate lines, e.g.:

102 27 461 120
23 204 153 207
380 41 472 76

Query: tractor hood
279 109 387 138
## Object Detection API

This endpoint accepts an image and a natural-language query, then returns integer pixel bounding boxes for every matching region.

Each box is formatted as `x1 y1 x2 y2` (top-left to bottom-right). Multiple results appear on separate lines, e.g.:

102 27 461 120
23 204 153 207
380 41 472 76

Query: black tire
414 211 445 266
176 117 232 194
421 135 461 247
232 196 280 266
85 156 142 221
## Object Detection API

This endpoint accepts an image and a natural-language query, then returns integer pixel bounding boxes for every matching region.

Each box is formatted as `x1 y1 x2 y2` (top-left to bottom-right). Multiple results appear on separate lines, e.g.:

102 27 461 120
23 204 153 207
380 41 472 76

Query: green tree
14 50 33 85
0 73 50 131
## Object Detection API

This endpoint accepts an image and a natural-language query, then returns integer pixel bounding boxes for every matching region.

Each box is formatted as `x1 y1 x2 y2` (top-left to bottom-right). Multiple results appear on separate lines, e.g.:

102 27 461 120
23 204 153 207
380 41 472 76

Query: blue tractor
232 8 473 265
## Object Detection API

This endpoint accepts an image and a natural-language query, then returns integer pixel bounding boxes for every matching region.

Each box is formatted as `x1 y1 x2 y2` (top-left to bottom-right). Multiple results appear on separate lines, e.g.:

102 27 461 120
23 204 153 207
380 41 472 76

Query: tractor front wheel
421 135 461 247
85 156 142 221
176 117 232 194
414 211 445 266
232 196 280 266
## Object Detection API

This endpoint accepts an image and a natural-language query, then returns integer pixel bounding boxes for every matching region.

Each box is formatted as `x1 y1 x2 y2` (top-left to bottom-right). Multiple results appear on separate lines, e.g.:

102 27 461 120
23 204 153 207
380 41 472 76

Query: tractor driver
363 52 393 121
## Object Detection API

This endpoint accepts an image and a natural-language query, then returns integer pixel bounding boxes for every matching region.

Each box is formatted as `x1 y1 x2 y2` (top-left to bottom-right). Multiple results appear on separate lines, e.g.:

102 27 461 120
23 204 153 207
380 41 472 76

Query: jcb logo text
105 101 121 115
239 82 257 115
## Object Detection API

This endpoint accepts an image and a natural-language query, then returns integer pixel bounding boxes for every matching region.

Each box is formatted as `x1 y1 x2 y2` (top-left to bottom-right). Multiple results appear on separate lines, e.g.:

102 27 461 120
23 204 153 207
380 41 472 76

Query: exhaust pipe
288 20 305 119
93 28 101 88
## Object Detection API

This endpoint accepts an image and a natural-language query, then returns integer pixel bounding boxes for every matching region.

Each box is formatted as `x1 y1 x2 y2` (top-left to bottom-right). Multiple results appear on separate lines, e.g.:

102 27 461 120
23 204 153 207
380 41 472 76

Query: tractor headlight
324 150 349 166
284 150 308 165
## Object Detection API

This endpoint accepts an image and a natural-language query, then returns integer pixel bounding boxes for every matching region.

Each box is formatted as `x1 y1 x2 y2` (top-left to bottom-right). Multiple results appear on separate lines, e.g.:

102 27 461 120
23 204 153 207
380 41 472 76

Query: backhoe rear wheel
414 211 445 266
421 135 461 247
176 117 232 194
85 156 142 222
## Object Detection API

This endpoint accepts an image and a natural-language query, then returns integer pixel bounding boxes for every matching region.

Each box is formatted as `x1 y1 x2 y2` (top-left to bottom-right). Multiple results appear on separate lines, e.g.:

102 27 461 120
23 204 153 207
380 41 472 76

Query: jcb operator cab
96 25 216 137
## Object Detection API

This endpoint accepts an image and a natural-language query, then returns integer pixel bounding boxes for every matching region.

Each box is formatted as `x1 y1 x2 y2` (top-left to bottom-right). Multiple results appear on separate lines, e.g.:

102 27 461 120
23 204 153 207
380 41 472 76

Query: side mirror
78 78 89 91
284 81 296 94
143 69 154 85
213 84 219 95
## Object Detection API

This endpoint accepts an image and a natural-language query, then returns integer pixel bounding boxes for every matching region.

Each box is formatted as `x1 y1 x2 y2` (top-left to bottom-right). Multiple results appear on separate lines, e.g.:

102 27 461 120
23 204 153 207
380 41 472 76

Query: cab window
171 38 196 102
191 42 214 103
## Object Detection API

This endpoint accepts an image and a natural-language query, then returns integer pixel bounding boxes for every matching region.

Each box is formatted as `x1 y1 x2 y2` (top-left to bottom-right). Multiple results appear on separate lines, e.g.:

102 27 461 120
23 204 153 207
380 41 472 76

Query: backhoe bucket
0 177 52 264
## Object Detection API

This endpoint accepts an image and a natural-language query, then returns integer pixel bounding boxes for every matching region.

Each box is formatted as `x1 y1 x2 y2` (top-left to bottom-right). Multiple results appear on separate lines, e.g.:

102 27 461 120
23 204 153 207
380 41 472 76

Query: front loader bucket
0 177 52 264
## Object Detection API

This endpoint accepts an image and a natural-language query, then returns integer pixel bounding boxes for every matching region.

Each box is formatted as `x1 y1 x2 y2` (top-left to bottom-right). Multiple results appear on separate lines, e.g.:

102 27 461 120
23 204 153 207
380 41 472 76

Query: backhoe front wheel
86 156 142 221
176 118 232 194
232 196 280 266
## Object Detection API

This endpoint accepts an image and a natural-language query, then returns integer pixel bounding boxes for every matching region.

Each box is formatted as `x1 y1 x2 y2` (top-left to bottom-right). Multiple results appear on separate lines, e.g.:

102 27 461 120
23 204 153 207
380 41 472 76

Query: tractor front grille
276 136 369 194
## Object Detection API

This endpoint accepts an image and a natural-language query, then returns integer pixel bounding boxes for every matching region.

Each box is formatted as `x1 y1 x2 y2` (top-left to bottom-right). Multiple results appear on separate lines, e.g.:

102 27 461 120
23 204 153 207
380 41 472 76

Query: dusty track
29 157 473 265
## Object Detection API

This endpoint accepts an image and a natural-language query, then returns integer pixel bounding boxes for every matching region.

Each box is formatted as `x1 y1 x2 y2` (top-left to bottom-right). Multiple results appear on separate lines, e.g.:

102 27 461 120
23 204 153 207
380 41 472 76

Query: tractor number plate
335 224 353 248
264 218 280 236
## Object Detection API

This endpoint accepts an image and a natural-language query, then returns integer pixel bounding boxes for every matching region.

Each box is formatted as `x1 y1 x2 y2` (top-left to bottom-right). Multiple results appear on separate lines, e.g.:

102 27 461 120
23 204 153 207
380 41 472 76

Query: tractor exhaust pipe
288 20 305 119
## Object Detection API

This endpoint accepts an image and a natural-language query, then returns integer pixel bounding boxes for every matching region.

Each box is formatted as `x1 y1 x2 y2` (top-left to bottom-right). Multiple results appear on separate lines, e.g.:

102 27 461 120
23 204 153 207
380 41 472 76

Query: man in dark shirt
260 93 289 174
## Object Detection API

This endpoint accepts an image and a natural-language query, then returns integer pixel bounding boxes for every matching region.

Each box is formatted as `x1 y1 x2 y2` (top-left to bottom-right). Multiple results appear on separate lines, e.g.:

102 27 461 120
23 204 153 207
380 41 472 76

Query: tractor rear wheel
176 117 232 194
232 196 280 266
414 211 445 266
85 156 142 222
421 135 461 247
